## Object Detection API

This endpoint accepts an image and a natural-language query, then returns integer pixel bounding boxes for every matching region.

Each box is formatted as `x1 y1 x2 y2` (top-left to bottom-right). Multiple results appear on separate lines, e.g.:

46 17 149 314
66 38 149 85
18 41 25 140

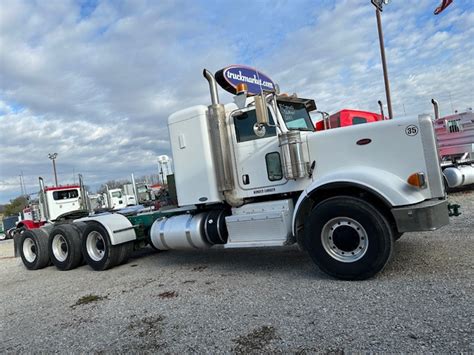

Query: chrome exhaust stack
203 69 220 106
431 99 440 120
38 177 50 221
131 173 139 205
105 184 112 209
203 69 234 192
78 174 92 212
378 100 385 120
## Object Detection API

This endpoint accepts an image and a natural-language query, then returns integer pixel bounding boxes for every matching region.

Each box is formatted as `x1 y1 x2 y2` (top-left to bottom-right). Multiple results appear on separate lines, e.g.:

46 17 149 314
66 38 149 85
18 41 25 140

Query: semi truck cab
157 65 450 279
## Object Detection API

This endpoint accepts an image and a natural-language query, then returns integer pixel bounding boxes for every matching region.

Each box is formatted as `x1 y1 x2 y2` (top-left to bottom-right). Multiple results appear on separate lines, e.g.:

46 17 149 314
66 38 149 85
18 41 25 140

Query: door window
265 152 283 181
233 109 276 143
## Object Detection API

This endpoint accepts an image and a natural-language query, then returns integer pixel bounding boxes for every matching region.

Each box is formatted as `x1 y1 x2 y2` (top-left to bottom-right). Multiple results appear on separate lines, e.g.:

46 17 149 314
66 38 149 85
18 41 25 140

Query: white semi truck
16 65 457 280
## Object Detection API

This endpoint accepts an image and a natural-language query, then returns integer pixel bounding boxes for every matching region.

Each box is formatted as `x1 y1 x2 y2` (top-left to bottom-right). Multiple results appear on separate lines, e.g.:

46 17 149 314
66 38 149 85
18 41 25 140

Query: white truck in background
124 182 153 205
103 186 136 210
432 100 474 189
16 65 457 280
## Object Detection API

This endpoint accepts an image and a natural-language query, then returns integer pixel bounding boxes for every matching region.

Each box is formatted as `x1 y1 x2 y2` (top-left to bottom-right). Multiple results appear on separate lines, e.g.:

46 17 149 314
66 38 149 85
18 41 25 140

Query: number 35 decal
405 125 419 136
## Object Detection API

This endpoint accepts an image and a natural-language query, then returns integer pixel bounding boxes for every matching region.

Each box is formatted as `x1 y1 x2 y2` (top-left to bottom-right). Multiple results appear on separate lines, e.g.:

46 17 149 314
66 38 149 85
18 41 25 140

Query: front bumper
392 199 450 233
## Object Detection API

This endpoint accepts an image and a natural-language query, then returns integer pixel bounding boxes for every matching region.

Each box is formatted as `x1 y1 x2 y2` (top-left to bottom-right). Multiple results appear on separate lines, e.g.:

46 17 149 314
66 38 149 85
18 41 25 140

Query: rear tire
19 229 50 270
81 222 121 271
116 242 133 266
303 196 393 280
48 224 84 270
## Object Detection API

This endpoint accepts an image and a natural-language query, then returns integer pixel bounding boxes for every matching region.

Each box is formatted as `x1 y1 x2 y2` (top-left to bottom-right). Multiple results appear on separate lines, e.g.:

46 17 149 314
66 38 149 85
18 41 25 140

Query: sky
0 0 473 204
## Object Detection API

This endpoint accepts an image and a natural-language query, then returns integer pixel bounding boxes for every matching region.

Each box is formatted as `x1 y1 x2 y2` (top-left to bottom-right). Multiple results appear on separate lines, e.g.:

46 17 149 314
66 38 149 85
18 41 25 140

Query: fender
292 167 426 236
75 213 136 245
17 220 45 230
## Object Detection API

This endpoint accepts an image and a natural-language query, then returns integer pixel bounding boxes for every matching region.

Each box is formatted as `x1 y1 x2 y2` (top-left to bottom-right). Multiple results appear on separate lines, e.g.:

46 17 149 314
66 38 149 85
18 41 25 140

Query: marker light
407 172 426 188
236 83 248 95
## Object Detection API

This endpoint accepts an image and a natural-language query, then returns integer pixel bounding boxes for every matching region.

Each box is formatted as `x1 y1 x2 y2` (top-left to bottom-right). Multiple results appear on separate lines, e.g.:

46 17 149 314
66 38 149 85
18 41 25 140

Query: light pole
48 153 58 186
371 0 393 120
158 155 170 185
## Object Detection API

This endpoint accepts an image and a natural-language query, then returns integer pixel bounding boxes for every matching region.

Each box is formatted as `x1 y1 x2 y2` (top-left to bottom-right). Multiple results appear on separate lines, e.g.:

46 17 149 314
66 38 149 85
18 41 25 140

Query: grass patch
71 294 106 308
232 325 278 353
158 291 178 299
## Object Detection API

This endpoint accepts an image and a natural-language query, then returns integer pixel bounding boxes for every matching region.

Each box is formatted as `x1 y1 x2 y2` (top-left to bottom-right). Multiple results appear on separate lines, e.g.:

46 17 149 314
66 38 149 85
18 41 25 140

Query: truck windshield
277 101 314 131
52 189 79 200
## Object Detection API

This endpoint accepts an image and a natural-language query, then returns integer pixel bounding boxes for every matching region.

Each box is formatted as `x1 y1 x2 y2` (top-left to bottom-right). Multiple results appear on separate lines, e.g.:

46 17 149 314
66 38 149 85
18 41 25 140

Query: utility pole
372 0 393 120
18 171 27 196
48 153 58 186
158 155 170 185
19 174 25 196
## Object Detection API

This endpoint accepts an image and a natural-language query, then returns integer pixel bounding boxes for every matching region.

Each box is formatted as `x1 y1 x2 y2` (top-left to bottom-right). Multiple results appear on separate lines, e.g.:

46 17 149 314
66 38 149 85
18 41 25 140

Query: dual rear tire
18 222 133 271
19 229 51 270
48 223 86 271
81 222 133 271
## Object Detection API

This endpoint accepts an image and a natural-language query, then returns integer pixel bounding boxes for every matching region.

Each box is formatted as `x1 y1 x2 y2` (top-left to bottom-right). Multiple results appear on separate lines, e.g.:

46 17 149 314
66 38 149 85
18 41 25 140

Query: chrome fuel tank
150 210 228 250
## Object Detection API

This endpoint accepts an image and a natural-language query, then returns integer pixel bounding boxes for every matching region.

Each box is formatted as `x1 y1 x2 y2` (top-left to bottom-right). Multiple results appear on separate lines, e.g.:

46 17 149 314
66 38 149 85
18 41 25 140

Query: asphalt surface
0 190 472 353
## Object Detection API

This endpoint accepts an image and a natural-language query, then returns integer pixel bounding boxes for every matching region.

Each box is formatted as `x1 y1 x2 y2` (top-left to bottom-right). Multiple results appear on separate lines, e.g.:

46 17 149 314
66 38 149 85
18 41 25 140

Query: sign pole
374 5 394 120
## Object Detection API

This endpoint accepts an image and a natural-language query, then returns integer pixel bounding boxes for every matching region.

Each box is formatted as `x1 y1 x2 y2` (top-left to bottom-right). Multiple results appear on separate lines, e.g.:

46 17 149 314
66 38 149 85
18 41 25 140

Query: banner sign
215 65 276 96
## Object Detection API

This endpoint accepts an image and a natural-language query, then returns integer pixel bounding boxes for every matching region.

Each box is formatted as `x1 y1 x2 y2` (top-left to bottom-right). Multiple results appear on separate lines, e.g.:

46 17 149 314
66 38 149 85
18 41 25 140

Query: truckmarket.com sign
215 65 276 96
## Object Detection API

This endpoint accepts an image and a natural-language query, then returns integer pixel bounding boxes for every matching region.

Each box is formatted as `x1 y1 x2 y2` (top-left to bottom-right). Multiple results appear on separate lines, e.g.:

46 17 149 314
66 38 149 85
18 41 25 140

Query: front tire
303 196 393 280
19 229 50 270
81 222 121 271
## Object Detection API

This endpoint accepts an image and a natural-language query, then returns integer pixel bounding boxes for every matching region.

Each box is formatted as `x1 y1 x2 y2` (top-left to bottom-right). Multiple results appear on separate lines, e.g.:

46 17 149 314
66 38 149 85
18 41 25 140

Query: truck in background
103 187 136 210
431 100 474 188
124 182 153 205
14 179 85 233
15 65 455 280
315 109 384 131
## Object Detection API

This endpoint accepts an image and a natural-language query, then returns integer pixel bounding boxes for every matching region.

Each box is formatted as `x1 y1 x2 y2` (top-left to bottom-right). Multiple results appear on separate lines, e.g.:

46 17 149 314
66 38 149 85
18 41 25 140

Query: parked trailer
432 100 474 188
17 65 458 280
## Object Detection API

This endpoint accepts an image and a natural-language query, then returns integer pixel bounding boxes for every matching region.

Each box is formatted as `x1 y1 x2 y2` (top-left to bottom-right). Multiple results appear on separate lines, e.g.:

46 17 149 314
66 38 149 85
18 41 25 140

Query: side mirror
254 95 269 125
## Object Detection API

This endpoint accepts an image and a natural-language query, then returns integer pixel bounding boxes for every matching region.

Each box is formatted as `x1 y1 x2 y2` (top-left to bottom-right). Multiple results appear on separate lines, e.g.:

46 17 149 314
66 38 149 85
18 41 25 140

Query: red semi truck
315 109 384 131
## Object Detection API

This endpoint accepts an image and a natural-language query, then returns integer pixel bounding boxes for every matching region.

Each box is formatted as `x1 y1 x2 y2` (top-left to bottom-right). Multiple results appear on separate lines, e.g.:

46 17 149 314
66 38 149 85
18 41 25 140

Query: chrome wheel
51 234 68 262
23 237 37 263
86 231 105 261
321 217 368 263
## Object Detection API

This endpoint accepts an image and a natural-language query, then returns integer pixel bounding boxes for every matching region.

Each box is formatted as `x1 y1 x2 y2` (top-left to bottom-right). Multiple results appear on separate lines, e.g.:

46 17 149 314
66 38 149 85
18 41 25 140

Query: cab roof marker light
236 83 248 96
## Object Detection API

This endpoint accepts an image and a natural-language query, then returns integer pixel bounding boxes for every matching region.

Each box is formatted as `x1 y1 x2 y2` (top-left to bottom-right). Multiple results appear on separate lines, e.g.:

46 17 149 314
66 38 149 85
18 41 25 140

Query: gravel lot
1 190 473 353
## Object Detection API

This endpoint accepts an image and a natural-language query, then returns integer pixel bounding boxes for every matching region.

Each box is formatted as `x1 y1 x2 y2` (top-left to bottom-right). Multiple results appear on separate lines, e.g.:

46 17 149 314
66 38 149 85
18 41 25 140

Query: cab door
230 107 286 191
